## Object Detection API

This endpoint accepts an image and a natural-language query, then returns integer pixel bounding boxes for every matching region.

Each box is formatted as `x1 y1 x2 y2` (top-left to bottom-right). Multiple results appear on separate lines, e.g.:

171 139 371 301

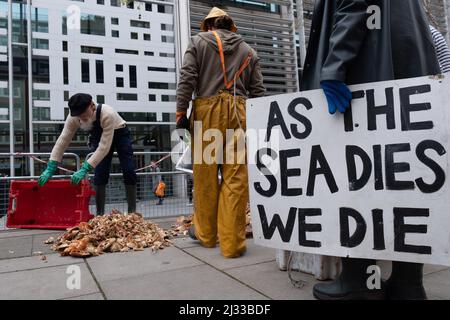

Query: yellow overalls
191 31 253 258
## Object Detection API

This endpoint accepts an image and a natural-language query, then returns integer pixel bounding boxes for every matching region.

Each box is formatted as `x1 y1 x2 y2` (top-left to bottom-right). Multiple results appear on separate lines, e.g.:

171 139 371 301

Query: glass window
32 56 50 83
111 30 119 37
32 38 49 50
149 94 156 101
145 3 152 11
80 14 105 36
161 24 173 31
161 95 176 102
144 33 151 41
97 95 105 103
161 36 174 43
96 60 104 84
62 41 68 51
131 32 138 40
159 52 175 58
63 57 69 85
110 0 120 7
144 51 154 56
117 93 138 101
81 59 90 83
62 15 67 35
33 89 50 101
81 46 103 54
97 0 105 5
111 17 119 25
148 82 175 90
32 7 49 33
129 65 137 88
116 64 123 72
116 77 124 87
130 20 150 29
64 91 70 101
115 48 138 55
157 5 173 14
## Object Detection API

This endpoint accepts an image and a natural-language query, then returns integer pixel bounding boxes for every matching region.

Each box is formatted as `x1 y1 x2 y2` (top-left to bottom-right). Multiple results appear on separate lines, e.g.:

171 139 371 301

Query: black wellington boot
386 262 427 300
95 185 106 216
125 185 137 213
313 258 385 300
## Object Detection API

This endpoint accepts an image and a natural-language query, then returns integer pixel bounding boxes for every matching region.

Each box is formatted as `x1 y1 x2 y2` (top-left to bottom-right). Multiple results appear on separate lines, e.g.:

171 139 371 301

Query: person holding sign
300 0 441 300
38 93 137 216
176 7 265 258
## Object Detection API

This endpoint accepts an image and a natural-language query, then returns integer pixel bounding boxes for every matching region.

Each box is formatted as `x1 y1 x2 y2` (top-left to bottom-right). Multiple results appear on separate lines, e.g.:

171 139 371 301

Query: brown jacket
176 29 265 112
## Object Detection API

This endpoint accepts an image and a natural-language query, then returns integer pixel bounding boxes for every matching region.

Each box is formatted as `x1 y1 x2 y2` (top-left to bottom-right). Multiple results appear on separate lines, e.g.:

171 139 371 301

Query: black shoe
313 258 385 300
188 225 197 240
386 262 427 300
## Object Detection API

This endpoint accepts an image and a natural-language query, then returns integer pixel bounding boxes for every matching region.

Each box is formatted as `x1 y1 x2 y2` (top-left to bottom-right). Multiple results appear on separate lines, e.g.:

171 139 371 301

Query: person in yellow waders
176 7 265 258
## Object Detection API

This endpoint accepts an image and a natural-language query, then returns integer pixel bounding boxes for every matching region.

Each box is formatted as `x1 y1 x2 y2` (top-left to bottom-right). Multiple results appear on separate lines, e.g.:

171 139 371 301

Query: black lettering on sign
415 140 446 193
344 90 365 132
346 145 372 191
367 88 395 131
307 145 339 196
287 97 313 140
254 148 277 197
265 101 291 142
298 208 322 248
373 145 384 190
385 143 415 190
393 207 431 254
340 207 367 248
280 149 302 196
372 209 386 250
400 85 433 131
258 205 296 242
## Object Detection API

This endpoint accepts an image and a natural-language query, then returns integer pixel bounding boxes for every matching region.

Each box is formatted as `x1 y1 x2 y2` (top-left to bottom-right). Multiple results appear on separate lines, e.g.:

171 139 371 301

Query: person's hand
38 160 59 187
321 80 352 114
71 162 93 185
176 111 190 130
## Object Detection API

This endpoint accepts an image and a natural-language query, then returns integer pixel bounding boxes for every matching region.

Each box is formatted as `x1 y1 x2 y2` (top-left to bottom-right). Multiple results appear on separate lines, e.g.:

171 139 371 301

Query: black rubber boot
313 258 385 300
95 185 106 216
125 185 137 213
386 262 427 300
188 225 197 240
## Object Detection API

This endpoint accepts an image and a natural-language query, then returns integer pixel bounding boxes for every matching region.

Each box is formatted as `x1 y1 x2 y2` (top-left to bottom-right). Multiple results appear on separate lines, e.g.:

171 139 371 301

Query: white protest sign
246 74 450 266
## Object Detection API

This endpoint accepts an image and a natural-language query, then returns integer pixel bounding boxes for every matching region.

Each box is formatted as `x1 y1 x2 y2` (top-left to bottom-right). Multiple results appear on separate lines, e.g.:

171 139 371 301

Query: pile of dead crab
46 210 172 258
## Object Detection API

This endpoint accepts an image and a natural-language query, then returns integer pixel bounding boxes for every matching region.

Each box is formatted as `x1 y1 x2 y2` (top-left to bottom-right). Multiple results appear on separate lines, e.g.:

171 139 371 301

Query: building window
62 15 67 35
96 60 104 84
143 33 151 41
157 5 173 14
62 41 68 52
33 89 50 101
81 46 103 54
129 65 137 88
159 52 175 58
115 48 138 55
161 36 174 43
131 32 138 40
32 56 50 84
64 91 70 101
97 95 105 104
32 38 49 50
117 93 138 101
116 64 123 72
32 8 49 33
116 77 124 87
145 3 152 11
148 66 175 72
149 94 156 101
148 82 176 89
130 20 150 29
80 14 105 36
111 17 119 25
110 0 120 7
111 30 119 37
97 0 105 5
161 24 173 31
144 51 154 56
126 1 134 9
81 59 90 83
161 95 176 102
63 58 69 85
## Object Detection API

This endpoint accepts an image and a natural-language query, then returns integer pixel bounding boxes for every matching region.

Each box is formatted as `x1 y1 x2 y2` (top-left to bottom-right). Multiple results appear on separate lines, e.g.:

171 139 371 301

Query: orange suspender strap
212 31 253 90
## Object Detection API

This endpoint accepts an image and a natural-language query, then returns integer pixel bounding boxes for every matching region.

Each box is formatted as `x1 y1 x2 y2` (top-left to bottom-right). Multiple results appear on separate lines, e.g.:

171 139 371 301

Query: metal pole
295 0 307 67
7 0 14 177
27 0 34 176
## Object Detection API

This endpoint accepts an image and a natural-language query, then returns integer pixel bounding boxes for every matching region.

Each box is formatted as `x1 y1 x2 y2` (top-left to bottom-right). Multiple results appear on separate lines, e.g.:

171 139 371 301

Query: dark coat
300 0 441 90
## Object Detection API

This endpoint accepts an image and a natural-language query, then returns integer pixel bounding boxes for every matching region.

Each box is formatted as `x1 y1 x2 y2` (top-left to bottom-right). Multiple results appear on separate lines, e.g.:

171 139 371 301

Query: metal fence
0 152 194 231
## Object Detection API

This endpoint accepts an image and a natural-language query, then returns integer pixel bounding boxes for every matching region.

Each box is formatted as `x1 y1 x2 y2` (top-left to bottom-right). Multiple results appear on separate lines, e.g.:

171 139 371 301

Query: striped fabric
429 25 450 73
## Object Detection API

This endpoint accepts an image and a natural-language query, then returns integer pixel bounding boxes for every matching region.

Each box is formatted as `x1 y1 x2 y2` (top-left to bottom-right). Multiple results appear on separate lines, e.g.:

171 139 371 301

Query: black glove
176 115 190 131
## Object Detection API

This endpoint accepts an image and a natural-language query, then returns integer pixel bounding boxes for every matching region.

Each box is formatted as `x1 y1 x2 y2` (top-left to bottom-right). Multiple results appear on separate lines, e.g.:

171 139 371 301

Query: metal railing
0 151 194 231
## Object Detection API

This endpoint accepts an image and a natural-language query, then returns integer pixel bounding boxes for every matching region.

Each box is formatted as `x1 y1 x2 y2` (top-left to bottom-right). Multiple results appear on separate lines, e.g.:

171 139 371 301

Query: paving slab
86 246 204 282
0 254 78 274
172 236 202 249
32 233 63 255
183 240 275 270
0 229 63 239
101 264 268 300
0 236 32 259
0 263 99 300
225 261 316 300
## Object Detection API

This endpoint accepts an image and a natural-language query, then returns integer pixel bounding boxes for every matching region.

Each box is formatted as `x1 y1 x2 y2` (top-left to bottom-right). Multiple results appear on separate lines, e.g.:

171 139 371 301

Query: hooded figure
176 7 265 258
300 0 440 300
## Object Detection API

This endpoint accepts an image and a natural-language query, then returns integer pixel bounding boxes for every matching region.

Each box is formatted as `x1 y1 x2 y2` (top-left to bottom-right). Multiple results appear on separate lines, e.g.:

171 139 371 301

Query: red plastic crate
6 179 95 230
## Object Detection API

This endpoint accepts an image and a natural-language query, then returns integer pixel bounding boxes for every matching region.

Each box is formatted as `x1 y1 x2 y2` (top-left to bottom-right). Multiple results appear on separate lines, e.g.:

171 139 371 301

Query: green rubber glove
38 160 59 187
71 162 93 185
